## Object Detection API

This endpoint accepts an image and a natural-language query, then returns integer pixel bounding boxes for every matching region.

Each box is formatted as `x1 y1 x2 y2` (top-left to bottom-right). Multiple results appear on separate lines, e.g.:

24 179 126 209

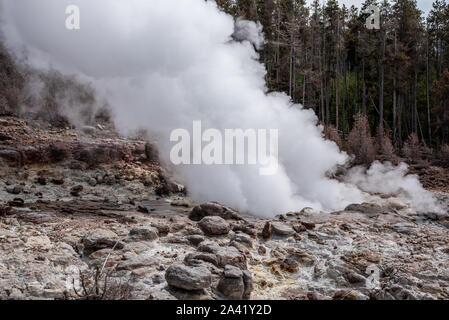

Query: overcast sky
307 0 435 15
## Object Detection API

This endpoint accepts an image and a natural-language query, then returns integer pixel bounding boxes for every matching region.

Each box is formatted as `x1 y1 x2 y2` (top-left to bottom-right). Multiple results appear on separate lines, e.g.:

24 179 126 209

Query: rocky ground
1 115 449 300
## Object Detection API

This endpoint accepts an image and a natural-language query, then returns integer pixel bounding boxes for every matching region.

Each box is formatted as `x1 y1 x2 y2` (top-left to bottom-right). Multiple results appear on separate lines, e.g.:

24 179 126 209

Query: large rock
231 233 253 248
198 216 231 236
116 252 159 271
186 235 205 246
184 252 219 267
6 185 23 195
242 270 254 299
261 222 272 240
189 202 243 221
0 149 22 166
198 241 247 269
165 264 212 291
217 265 253 300
82 229 124 254
271 222 295 237
128 227 159 241
345 203 384 215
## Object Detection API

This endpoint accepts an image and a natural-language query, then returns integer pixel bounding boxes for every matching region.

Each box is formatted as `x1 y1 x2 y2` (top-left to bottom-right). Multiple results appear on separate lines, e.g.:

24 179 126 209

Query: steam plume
0 0 443 217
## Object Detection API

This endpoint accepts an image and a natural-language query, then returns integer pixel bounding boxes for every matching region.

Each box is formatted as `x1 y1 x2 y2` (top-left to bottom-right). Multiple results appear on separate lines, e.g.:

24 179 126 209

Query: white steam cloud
0 0 443 217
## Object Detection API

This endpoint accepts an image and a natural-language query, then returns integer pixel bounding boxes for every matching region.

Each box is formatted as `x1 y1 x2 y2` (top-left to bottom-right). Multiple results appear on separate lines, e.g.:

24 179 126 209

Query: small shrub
72 268 133 300
347 114 377 165
402 133 422 163
441 144 449 166
376 127 396 162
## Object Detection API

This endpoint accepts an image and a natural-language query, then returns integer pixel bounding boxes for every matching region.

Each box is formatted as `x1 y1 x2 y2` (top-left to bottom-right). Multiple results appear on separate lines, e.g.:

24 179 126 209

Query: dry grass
71 267 133 300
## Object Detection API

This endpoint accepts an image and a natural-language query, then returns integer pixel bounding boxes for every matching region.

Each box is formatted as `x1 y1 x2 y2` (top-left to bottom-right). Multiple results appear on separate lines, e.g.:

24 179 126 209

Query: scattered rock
293 224 307 233
36 176 47 185
8 198 24 207
231 233 253 248
242 270 254 299
151 223 170 236
165 264 212 291
171 199 194 208
345 203 384 215
344 271 366 284
128 226 159 241
261 222 272 240
332 290 357 300
271 222 295 237
189 202 242 221
6 185 23 195
186 235 205 246
217 265 253 300
88 178 97 186
280 258 300 273
300 221 316 230
0 133 12 141
258 245 267 255
70 185 83 197
137 205 150 214
232 223 257 236
117 254 159 271
82 229 124 254
184 252 219 267
51 178 64 185
391 222 417 235
198 216 231 236
217 265 244 299
17 211 58 224
198 241 247 269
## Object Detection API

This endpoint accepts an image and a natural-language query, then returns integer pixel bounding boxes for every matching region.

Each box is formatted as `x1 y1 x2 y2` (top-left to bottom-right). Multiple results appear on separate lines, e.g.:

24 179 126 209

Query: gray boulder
198 216 231 236
117 252 159 271
128 226 159 241
345 203 384 215
82 229 124 254
217 265 253 300
198 241 247 269
189 202 243 221
165 264 212 291
271 222 295 237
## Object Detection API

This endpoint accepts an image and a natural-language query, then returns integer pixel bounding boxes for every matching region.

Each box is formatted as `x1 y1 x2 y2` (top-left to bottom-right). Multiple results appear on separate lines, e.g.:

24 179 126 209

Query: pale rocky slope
1 115 449 300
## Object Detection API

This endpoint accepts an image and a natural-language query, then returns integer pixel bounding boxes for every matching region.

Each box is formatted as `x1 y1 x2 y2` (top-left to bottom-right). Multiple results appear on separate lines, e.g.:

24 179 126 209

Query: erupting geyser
0 0 443 217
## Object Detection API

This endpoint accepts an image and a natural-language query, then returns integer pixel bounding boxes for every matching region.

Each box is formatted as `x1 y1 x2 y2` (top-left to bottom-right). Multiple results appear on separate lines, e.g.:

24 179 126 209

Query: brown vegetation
347 114 376 165
71 268 133 300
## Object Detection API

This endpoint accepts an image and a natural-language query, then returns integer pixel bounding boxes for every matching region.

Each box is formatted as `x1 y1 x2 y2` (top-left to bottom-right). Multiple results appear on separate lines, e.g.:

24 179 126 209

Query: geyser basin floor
1 115 449 300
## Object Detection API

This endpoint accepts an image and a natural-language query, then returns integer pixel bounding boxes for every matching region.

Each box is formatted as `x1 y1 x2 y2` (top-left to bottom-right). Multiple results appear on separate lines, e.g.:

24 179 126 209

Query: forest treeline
217 0 449 165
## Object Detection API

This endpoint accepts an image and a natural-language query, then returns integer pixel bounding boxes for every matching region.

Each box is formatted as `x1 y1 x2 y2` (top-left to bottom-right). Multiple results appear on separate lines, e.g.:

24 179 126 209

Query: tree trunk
335 18 339 130
379 32 385 135
413 70 418 134
342 58 347 138
362 58 366 116
393 31 397 145
426 30 432 147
